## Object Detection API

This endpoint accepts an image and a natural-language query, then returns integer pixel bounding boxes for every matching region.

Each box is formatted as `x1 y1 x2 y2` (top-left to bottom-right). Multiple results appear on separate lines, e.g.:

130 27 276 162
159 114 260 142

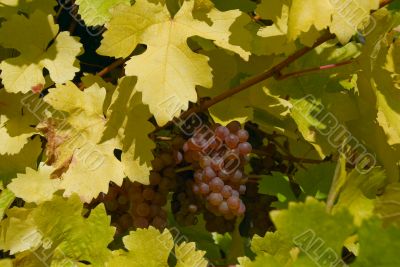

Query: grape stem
55 5 63 22
154 136 173 141
175 166 194 173
244 124 310 169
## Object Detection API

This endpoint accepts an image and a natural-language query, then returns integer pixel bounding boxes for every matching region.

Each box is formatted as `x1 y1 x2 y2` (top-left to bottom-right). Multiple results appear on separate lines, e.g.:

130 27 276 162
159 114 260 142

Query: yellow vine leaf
43 82 125 202
175 242 208 267
287 0 333 42
0 137 42 184
106 227 208 267
7 165 60 204
102 77 155 184
98 0 248 125
330 0 380 44
107 227 173 266
43 80 155 201
0 11 82 93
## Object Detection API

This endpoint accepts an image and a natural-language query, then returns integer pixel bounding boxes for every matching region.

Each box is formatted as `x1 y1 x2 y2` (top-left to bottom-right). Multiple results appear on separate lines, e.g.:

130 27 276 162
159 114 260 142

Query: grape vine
0 0 399 266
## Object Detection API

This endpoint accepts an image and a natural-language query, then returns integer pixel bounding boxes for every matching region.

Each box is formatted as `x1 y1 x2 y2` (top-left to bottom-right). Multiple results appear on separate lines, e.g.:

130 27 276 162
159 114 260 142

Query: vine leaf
98 0 248 125
0 195 115 265
0 89 45 155
375 183 400 227
250 231 293 266
330 0 380 44
7 165 60 204
0 116 33 155
0 189 15 220
258 172 297 208
270 197 355 262
261 0 379 45
43 82 125 202
197 50 252 124
0 0 56 20
106 227 208 267
352 219 400 266
175 242 208 267
334 167 386 226
240 198 356 266
0 137 42 184
120 102 155 185
287 0 333 42
351 9 400 182
0 11 83 93
107 227 173 266
294 162 336 199
76 0 130 26
81 73 117 113
102 77 155 184
375 37 400 146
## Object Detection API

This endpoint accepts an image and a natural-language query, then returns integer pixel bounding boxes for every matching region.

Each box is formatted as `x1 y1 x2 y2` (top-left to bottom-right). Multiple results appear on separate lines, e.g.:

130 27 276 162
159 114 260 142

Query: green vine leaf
76 0 130 26
0 195 115 265
0 0 56 20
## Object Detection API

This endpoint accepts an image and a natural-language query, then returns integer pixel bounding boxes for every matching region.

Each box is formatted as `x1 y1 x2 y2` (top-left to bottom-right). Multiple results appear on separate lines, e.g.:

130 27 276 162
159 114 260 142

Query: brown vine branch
379 0 394 7
96 58 126 77
78 58 126 90
276 60 355 80
68 2 78 34
80 61 107 68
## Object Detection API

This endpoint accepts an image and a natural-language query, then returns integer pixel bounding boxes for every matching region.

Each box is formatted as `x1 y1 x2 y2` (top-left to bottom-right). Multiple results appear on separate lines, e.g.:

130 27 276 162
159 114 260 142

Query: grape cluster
93 181 132 235
90 143 184 234
91 178 168 235
128 148 182 229
171 177 201 227
183 121 251 220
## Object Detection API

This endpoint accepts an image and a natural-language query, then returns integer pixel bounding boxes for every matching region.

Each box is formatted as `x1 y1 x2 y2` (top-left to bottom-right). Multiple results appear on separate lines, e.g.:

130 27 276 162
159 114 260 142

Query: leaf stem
276 60 355 80
251 149 326 164
326 154 346 213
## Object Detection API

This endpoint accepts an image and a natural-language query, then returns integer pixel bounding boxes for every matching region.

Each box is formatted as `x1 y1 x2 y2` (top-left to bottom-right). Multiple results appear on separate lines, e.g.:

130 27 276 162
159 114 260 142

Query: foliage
0 0 399 266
